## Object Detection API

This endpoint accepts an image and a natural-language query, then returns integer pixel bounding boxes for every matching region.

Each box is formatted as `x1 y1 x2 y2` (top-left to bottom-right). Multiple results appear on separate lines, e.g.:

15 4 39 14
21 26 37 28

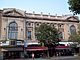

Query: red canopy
26 46 48 51
55 46 70 49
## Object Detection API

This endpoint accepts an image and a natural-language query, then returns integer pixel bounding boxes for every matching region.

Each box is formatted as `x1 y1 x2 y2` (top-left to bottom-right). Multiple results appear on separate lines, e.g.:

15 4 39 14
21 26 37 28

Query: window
58 24 62 28
53 24 54 27
8 22 18 39
37 23 39 26
10 41 16 45
35 22 39 27
70 25 76 34
27 31 31 40
59 32 63 40
28 22 31 26
59 25 61 27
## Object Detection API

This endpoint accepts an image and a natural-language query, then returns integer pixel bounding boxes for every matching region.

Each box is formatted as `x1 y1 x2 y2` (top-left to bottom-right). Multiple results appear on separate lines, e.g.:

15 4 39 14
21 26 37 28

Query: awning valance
55 46 70 49
26 47 48 51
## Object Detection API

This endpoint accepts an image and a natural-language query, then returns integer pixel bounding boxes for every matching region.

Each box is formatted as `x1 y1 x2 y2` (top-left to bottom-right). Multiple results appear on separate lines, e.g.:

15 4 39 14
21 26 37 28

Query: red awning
55 46 70 49
26 46 48 51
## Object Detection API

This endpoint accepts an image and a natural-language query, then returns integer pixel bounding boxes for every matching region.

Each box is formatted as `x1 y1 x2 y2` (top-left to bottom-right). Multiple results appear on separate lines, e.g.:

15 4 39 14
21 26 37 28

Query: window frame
8 22 18 39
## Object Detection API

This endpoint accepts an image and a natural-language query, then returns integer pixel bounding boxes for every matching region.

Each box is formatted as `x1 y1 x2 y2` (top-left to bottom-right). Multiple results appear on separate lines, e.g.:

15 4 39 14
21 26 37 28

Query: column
23 19 26 40
32 22 35 40
5 18 8 40
62 24 65 40
0 12 2 39
64 23 69 41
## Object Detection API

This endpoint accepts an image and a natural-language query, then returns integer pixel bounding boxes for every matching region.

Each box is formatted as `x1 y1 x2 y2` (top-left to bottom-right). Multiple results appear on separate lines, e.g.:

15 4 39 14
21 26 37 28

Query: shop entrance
3 51 21 59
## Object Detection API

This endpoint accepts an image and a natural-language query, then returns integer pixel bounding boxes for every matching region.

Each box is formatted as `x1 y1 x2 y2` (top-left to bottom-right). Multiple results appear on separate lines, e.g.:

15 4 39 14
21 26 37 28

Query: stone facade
0 8 79 41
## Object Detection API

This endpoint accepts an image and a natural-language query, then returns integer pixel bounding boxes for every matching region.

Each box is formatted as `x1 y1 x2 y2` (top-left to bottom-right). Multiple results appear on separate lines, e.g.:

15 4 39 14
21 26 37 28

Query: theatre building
0 8 79 59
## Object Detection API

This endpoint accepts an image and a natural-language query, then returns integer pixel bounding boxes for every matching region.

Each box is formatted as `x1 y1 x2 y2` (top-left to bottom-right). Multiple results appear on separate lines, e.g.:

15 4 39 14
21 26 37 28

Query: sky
0 0 75 16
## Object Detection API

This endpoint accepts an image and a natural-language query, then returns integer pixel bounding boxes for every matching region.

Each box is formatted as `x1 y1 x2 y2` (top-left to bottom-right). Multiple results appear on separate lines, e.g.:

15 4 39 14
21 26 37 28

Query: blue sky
0 0 73 15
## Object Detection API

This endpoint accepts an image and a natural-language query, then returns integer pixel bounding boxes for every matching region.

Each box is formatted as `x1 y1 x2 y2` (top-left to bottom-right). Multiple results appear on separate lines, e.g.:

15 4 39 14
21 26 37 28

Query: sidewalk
51 56 78 60
5 58 50 60
5 56 79 60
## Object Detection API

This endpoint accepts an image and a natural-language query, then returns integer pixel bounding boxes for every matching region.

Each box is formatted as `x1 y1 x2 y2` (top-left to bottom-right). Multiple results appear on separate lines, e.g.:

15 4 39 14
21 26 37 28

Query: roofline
3 14 79 23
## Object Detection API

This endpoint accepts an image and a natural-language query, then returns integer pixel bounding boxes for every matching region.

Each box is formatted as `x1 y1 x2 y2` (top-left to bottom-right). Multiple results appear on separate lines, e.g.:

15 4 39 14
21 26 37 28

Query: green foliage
69 24 80 44
36 23 59 44
68 0 80 14
69 43 78 48
69 34 80 43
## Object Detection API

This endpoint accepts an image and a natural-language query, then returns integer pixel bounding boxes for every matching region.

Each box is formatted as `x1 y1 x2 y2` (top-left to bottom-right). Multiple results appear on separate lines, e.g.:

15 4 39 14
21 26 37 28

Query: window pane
27 31 31 40
8 22 18 39
70 25 76 34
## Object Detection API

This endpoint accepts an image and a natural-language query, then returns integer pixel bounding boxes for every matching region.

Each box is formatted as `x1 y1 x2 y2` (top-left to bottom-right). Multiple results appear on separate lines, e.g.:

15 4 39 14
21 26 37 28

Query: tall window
70 25 76 34
59 32 63 40
8 22 18 39
27 31 31 40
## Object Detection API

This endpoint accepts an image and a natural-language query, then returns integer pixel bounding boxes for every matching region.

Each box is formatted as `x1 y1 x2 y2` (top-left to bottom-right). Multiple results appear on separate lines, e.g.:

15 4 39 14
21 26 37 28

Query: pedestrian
32 52 34 60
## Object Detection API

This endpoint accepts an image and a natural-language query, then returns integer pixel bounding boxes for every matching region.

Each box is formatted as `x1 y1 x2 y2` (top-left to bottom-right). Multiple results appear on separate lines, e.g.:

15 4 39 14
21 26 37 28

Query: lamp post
23 11 27 58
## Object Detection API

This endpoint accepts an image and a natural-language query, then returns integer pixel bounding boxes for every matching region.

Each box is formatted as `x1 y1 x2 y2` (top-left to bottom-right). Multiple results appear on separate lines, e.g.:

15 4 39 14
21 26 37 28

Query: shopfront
25 44 48 58
1 46 24 59
55 45 74 56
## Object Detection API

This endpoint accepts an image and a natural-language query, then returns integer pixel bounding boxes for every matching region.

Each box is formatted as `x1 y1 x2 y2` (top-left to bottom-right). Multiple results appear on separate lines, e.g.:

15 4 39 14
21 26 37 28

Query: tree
36 23 59 46
36 23 59 57
68 0 80 14
69 34 80 55
68 0 80 55
69 24 80 55
69 34 80 43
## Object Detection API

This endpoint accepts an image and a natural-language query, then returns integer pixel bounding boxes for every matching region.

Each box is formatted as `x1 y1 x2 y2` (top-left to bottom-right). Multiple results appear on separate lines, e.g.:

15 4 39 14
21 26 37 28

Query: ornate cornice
2 14 79 23
0 8 79 23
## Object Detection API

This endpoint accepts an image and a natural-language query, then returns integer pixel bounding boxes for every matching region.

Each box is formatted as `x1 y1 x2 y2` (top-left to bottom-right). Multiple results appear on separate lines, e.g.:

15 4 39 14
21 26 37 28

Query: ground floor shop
3 51 24 59
1 46 24 59
24 44 48 58
54 45 74 56
24 50 48 58
0 45 76 60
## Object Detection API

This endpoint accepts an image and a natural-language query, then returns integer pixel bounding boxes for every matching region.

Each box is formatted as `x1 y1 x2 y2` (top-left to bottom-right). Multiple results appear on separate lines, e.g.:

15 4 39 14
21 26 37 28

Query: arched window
8 22 18 39
70 25 76 34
